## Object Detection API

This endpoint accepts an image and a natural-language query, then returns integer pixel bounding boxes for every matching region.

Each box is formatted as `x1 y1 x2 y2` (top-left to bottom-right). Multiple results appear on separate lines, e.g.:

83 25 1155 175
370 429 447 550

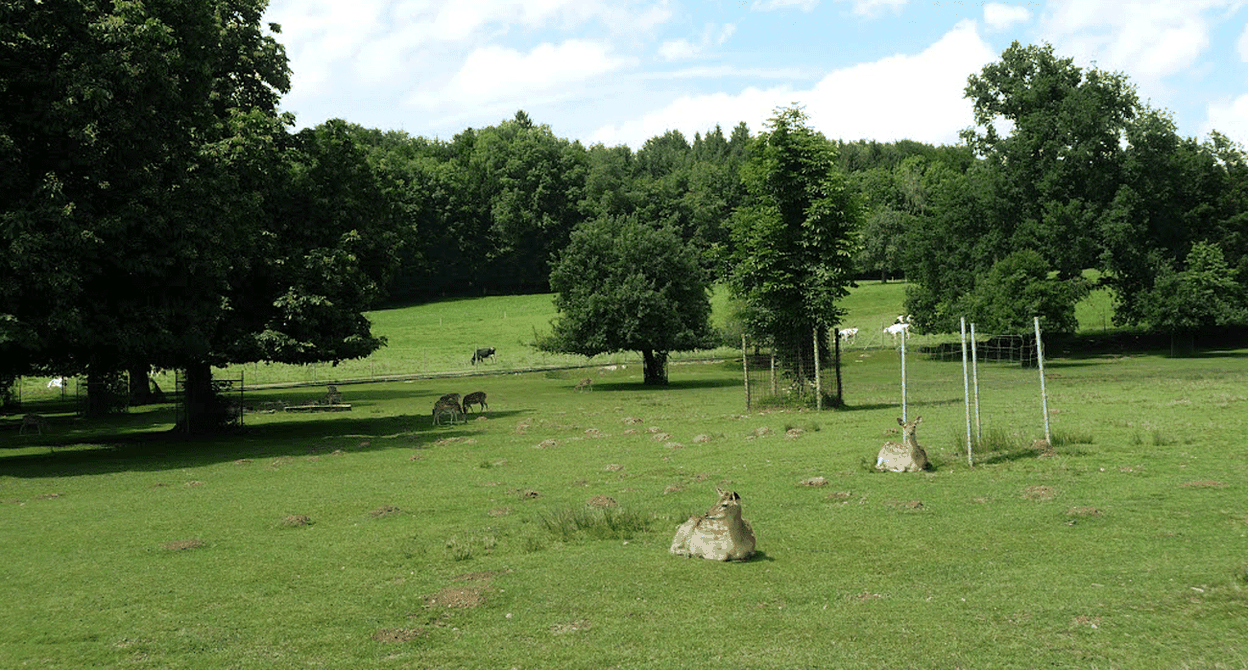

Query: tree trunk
180 361 227 433
642 350 668 386
128 366 154 405
86 367 126 417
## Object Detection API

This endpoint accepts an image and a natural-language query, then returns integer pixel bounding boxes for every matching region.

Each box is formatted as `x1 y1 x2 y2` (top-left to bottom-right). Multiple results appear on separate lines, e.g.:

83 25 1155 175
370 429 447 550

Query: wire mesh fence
743 317 1056 466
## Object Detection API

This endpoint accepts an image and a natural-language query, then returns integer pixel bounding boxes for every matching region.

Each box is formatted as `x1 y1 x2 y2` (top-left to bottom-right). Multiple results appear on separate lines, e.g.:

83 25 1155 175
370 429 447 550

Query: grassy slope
3 282 1246 669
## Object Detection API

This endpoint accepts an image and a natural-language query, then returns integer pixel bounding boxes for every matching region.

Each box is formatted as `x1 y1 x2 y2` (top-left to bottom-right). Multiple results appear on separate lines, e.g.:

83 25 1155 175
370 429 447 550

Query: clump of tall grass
537 507 654 542
444 534 498 561
1050 428 1093 446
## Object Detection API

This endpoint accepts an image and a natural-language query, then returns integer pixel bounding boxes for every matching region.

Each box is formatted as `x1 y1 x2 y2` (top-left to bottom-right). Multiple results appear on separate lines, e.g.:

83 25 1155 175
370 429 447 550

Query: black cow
471 347 496 365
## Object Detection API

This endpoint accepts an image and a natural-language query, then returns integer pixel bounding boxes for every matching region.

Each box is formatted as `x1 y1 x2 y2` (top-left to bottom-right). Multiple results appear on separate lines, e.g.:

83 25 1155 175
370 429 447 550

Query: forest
2 2 1246 423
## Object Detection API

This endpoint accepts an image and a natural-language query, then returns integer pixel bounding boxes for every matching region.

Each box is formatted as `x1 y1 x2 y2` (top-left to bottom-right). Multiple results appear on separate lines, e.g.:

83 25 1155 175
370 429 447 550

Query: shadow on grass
566 377 743 393
0 405 525 479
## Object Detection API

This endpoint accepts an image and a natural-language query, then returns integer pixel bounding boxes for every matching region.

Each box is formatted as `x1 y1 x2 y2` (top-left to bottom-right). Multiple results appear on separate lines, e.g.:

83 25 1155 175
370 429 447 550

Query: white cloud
805 19 996 141
1039 0 1232 81
411 40 636 111
984 3 1032 31
1205 95 1248 146
589 86 792 147
658 23 737 61
589 19 996 148
839 0 908 17
753 0 820 12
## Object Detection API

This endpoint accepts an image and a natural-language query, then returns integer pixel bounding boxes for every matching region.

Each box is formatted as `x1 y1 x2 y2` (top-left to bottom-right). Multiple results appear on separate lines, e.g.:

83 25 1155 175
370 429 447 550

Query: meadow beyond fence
3 285 1247 669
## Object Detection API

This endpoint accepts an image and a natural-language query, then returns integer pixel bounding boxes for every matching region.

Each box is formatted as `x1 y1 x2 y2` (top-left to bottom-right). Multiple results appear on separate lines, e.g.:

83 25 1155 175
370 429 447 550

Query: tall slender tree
728 105 862 395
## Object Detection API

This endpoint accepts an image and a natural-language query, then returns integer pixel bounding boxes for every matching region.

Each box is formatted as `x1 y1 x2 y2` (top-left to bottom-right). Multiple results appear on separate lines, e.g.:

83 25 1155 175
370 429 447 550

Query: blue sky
262 0 1248 150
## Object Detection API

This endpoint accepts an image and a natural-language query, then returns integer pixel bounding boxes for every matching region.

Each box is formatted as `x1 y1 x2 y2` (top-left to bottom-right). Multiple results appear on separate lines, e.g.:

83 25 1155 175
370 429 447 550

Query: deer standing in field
669 488 757 561
575 378 592 392
432 394 464 426
876 416 929 472
19 414 47 435
462 391 488 413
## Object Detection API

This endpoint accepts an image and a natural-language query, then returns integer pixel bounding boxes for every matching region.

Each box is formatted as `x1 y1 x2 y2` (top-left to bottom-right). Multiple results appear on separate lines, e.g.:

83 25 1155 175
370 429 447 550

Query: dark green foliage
541 215 717 385
729 105 862 384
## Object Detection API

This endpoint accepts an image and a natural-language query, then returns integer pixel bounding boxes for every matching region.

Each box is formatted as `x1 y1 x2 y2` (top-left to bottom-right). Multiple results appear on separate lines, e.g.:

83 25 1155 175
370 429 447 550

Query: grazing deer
575 378 592 392
19 414 47 435
432 395 464 426
876 416 930 472
462 391 488 413
470 347 496 365
325 385 342 404
669 488 757 561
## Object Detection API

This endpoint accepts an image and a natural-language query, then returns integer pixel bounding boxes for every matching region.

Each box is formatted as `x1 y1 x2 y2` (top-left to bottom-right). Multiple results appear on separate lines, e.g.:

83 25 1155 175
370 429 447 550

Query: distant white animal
884 322 910 344
839 327 859 342
47 377 63 389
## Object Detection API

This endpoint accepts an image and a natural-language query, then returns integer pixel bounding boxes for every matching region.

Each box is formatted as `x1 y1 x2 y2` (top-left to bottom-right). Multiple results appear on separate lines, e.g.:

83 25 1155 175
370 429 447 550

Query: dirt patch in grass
692 434 711 444
549 620 591 635
372 628 426 643
824 490 854 501
1182 479 1228 489
487 507 512 517
886 499 924 511
604 463 625 472
33 492 64 500
163 539 205 551
424 585 487 609
370 505 401 517
798 476 828 487
786 428 805 439
534 439 558 449
1023 486 1057 501
281 514 313 527
233 459 253 465
508 488 541 499
586 495 617 508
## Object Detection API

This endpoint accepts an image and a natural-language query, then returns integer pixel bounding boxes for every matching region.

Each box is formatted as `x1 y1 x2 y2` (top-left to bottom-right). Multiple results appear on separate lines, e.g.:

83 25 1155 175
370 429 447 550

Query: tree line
3 1 1245 422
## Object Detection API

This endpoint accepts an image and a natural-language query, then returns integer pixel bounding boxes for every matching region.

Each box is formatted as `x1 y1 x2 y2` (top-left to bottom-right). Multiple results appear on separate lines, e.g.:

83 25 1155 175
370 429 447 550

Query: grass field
3 281 1246 669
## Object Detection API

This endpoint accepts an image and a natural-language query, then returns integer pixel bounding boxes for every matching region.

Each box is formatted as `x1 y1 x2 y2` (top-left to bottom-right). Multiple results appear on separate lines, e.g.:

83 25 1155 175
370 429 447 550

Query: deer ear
896 417 904 426
915 416 922 424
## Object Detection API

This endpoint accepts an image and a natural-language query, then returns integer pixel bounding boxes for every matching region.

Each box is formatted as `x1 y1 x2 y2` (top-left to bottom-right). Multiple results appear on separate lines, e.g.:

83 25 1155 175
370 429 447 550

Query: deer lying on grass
876 416 929 472
462 391 488 413
669 488 757 561
575 378 592 392
19 414 47 435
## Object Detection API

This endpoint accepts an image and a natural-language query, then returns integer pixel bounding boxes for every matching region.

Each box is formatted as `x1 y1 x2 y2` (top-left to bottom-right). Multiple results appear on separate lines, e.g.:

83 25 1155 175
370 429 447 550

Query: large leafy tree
541 215 716 386
1 1 405 427
0 0 293 414
905 41 1137 335
728 105 861 390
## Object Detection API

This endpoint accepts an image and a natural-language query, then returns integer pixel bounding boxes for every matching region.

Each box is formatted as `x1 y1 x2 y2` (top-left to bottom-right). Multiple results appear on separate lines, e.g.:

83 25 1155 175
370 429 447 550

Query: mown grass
3 283 1247 669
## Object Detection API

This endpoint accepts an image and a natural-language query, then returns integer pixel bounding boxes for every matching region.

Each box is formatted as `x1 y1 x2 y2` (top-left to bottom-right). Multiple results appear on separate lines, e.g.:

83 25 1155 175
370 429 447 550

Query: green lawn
3 283 1246 669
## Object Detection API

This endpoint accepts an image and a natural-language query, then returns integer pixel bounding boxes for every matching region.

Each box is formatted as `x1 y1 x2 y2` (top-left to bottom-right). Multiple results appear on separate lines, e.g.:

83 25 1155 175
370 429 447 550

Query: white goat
47 377 64 389
884 322 910 344
839 327 859 343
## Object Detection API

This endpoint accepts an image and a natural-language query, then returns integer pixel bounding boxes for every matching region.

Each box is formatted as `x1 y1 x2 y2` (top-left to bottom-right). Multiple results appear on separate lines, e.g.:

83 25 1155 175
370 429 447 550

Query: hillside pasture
3 286 1247 668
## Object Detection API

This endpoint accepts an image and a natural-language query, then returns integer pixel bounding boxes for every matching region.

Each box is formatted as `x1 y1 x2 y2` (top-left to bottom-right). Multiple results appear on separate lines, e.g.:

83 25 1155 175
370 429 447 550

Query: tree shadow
0 404 526 479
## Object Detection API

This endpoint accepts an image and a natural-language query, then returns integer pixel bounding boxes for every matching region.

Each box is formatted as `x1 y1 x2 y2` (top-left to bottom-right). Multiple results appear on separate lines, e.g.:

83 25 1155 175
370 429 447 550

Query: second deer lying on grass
876 416 929 472
669 488 757 561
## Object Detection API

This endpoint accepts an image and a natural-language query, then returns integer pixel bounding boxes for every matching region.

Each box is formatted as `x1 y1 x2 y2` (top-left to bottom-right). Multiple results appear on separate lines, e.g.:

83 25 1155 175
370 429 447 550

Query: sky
261 0 1248 150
